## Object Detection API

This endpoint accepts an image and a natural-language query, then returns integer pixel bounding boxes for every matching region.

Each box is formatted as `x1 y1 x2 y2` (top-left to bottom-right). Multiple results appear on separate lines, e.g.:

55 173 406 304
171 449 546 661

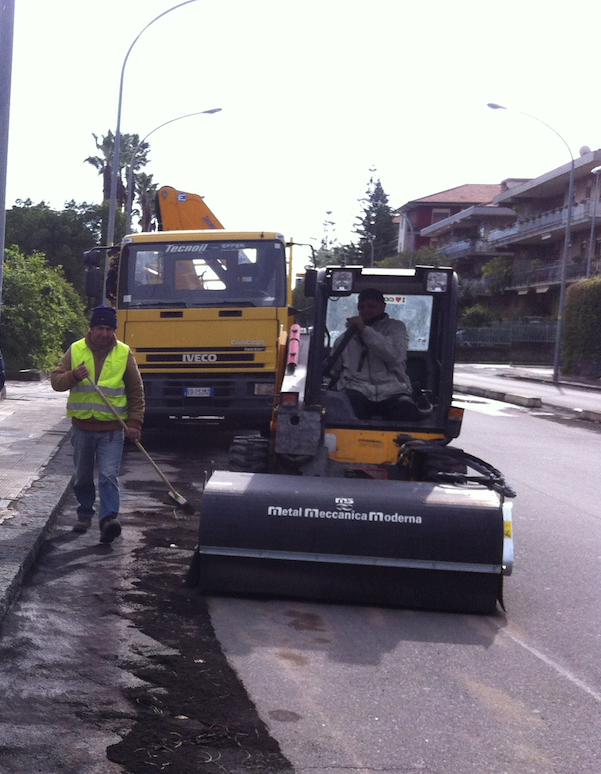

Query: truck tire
227 436 269 473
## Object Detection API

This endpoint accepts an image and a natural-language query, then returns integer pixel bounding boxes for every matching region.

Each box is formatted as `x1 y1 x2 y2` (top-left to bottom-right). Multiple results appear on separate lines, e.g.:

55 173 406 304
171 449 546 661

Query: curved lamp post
106 0 199 250
487 102 574 382
357 198 376 266
366 233 375 267
125 108 222 234
396 209 415 266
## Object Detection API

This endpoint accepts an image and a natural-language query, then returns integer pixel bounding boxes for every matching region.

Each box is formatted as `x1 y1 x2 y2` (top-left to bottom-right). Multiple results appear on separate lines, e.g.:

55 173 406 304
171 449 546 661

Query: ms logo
335 497 354 511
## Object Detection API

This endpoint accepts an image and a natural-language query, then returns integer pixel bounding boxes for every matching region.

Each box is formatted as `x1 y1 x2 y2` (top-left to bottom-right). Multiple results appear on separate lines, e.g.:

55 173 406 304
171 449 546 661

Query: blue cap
358 288 385 304
89 305 118 329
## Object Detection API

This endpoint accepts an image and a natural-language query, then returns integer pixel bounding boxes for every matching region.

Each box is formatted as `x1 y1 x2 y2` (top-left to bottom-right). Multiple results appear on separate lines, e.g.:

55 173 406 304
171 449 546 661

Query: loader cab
303 265 461 439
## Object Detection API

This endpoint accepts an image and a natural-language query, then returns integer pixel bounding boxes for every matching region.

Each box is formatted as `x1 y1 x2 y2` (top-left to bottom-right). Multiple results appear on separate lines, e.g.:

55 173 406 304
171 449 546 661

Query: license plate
184 387 214 397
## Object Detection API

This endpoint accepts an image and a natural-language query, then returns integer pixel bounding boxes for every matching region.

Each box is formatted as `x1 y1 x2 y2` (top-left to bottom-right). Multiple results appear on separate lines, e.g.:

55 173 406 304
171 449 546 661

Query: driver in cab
329 288 419 421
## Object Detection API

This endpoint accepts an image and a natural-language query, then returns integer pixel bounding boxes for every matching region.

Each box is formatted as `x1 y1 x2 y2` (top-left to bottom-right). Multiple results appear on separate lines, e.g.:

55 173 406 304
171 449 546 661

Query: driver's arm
361 320 408 366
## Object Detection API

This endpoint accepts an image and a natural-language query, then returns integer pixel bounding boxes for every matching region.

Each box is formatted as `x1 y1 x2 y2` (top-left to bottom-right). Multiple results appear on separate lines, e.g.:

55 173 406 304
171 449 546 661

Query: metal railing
489 200 596 245
457 322 557 347
439 239 499 259
510 260 591 288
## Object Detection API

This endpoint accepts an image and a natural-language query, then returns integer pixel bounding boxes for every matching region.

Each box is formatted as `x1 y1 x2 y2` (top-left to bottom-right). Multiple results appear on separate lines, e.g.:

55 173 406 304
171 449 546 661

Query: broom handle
85 375 181 497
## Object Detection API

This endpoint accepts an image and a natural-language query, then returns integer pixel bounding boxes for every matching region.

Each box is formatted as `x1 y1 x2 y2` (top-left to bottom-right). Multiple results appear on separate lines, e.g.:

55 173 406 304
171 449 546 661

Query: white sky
7 0 601 262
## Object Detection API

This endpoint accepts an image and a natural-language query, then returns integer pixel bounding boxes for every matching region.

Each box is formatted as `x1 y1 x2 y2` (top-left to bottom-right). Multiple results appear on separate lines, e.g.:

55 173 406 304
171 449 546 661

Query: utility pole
0 0 16 314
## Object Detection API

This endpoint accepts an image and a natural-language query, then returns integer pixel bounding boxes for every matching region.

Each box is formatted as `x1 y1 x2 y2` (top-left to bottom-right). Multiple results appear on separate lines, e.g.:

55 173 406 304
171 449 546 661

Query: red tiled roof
411 184 504 206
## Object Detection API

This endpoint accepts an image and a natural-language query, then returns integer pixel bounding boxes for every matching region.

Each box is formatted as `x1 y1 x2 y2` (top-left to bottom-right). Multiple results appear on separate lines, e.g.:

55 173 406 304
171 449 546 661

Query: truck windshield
326 293 433 351
119 239 287 308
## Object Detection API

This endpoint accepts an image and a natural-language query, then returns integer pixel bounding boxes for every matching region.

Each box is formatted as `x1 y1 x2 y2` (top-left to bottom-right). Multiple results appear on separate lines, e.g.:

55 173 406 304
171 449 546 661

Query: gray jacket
330 314 412 402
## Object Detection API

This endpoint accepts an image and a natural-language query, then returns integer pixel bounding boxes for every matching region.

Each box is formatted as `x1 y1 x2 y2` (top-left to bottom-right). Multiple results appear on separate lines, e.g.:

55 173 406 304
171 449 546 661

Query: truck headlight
254 383 274 396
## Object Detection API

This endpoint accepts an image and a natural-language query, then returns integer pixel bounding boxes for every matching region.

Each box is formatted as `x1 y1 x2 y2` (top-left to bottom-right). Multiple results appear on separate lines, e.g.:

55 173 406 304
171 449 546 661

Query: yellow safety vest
67 339 130 421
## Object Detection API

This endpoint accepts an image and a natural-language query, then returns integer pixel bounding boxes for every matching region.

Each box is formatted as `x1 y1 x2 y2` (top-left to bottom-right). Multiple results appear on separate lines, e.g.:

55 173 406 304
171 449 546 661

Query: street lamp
125 108 222 234
586 165 601 278
357 197 376 267
396 209 415 266
106 0 198 250
487 102 574 383
366 233 375 267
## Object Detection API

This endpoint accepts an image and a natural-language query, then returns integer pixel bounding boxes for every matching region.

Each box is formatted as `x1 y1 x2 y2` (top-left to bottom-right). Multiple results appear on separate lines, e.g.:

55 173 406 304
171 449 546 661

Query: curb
453 384 542 408
501 373 601 393
0 437 73 624
455 383 601 421
5 370 48 382
580 409 601 423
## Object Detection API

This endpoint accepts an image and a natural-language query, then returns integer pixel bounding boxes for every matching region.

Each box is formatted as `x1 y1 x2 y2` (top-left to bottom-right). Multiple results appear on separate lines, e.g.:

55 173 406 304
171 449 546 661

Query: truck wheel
227 436 269 473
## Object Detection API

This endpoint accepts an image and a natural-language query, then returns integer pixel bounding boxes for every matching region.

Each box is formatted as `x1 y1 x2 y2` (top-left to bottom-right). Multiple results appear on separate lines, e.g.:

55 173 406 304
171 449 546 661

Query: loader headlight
426 271 449 292
330 270 355 293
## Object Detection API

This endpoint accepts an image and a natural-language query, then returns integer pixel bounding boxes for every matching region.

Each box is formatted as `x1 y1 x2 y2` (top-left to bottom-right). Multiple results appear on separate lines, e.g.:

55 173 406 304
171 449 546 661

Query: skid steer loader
187 265 515 613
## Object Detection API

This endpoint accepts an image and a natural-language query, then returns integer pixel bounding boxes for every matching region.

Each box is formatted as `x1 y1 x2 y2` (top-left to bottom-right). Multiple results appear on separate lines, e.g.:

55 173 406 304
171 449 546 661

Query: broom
83 374 195 514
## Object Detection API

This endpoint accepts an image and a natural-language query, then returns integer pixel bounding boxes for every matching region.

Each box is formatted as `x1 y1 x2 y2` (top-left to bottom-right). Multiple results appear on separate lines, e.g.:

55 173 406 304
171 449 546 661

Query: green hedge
562 277 601 377
1 246 88 371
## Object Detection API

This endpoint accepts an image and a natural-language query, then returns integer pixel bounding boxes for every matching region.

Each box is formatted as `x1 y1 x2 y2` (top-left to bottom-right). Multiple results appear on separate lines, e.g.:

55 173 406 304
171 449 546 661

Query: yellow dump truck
107 229 293 428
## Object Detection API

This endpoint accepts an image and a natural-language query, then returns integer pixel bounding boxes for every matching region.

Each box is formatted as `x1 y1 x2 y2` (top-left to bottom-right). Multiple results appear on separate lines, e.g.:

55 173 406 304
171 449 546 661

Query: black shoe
99 517 122 544
73 517 91 533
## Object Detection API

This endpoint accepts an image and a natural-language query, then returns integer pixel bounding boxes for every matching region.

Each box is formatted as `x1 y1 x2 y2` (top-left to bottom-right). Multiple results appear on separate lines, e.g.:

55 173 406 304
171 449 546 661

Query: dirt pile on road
107 516 293 774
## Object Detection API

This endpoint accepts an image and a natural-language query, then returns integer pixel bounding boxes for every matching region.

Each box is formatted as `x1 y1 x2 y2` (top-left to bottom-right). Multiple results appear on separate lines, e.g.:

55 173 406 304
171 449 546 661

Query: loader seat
321 389 432 427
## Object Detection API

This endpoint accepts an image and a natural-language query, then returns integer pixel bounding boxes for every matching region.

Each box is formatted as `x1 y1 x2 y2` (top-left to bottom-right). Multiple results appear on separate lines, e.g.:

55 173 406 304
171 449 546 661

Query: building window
431 208 451 225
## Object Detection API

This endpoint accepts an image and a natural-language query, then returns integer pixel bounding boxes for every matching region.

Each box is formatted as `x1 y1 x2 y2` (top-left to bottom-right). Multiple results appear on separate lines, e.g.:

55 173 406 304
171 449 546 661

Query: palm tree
84 131 115 203
135 172 158 232
84 131 151 207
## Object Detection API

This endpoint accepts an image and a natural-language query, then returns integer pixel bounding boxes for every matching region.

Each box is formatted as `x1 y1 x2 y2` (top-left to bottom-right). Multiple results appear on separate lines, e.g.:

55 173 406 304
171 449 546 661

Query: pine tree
354 174 398 266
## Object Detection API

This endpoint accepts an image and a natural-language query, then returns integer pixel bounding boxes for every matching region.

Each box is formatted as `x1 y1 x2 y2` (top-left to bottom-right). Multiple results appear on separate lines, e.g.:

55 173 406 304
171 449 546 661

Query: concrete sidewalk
0 379 73 622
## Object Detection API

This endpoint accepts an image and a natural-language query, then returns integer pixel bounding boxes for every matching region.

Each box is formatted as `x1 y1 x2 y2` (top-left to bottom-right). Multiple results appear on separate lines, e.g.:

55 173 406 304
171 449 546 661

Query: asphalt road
209 396 601 774
1 396 600 773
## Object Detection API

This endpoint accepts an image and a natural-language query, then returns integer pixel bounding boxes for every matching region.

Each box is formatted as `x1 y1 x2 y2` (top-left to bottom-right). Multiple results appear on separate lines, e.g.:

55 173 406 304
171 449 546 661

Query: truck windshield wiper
190 300 257 308
129 300 189 308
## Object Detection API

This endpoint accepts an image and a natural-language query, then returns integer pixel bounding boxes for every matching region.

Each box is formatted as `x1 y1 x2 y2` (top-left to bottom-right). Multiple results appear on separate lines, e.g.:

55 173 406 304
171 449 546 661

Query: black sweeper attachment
191 471 513 614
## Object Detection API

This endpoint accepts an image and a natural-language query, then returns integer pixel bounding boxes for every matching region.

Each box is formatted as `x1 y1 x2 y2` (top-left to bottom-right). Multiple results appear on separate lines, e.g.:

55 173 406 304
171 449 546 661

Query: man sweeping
51 305 145 543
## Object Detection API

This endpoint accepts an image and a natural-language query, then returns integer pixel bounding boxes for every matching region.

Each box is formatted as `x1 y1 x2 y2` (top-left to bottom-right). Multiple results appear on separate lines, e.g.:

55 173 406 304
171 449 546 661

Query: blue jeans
71 426 124 522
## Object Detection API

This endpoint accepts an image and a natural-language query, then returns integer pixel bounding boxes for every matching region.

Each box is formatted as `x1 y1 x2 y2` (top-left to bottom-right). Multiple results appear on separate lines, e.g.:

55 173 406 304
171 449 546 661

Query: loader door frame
304 265 459 436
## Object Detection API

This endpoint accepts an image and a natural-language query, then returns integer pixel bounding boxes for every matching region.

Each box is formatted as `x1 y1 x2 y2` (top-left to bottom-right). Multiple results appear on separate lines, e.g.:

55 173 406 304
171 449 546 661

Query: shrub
1 246 88 371
459 304 495 328
562 277 601 376
481 256 513 294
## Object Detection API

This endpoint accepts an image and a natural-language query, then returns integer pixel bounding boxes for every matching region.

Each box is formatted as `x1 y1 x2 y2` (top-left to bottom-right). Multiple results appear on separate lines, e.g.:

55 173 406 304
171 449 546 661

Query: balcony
437 238 507 260
489 200 597 246
461 260 595 295
460 277 493 295
509 260 591 290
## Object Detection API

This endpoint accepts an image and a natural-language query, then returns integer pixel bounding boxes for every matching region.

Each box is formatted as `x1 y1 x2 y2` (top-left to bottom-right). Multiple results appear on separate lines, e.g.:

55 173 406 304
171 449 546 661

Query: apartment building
419 148 601 318
396 184 506 253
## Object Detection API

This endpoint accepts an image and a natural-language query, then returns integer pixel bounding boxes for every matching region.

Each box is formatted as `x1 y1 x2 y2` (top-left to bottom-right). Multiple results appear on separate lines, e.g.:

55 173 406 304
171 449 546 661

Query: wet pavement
0 379 72 621
1 366 601 626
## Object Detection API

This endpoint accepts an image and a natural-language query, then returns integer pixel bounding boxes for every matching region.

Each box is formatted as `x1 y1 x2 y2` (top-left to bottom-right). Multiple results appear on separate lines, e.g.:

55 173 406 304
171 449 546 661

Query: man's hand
73 361 91 382
347 315 366 333
125 426 142 443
